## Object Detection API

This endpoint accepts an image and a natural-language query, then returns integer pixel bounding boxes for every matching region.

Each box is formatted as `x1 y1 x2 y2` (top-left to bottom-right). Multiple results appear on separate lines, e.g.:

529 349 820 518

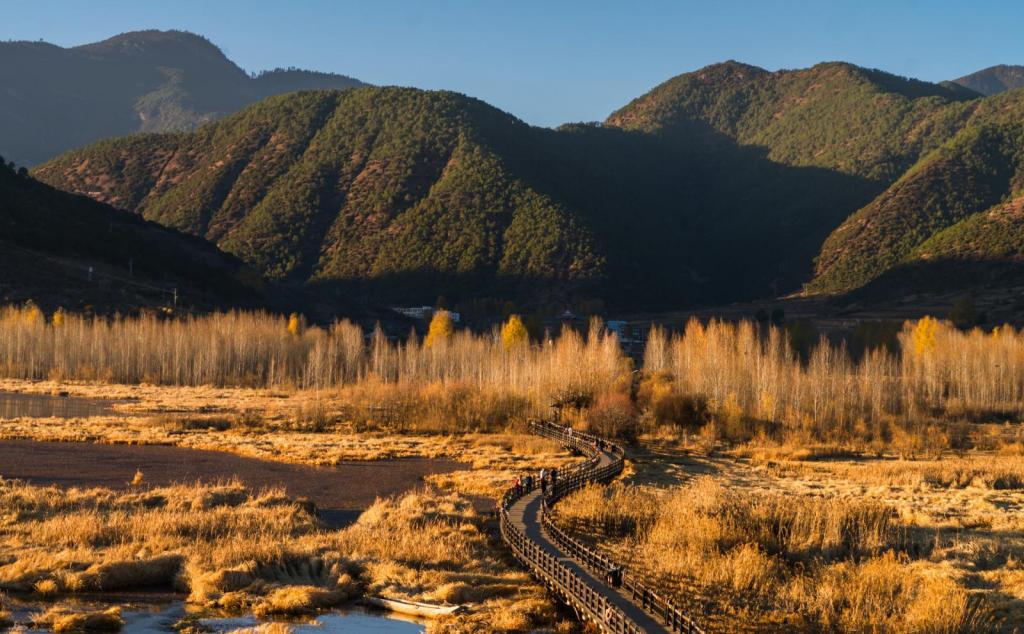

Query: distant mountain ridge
0 29 364 166
951 64 1024 96
606 60 978 183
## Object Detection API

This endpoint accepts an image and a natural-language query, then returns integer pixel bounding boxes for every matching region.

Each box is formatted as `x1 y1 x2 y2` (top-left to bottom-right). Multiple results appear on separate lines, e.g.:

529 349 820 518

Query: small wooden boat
362 595 468 617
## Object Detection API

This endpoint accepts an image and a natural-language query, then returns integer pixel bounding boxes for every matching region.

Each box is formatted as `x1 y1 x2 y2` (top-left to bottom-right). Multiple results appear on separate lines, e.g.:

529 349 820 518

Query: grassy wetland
1 305 1024 632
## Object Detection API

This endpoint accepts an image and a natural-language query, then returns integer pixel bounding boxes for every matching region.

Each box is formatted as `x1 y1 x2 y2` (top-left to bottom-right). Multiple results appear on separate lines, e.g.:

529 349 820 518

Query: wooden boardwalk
506 452 669 632
498 421 703 633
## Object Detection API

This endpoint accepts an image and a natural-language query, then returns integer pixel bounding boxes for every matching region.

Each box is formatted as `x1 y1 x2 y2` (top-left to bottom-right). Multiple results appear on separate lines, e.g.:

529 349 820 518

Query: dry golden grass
251 582 358 617
0 308 629 423
226 624 295 634
0 376 583 503
0 595 12 629
754 453 1024 491
557 476 1005 632
0 352 588 632
8 306 1024 631
0 478 567 630
33 605 124 632
558 438 1024 633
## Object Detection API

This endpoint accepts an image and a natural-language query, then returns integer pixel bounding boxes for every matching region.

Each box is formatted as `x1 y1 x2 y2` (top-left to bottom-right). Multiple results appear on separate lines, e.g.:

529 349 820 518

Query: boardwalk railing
499 419 704 633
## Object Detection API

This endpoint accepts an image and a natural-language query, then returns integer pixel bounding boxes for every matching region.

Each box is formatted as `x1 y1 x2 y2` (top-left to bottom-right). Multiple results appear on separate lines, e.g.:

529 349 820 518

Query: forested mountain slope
606 61 978 183
809 91 1024 294
609 61 1024 299
35 86 875 308
951 65 1024 96
33 61 1024 308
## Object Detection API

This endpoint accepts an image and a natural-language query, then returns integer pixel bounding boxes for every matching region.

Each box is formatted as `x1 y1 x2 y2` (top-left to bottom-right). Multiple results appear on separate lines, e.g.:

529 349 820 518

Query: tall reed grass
556 478 999 632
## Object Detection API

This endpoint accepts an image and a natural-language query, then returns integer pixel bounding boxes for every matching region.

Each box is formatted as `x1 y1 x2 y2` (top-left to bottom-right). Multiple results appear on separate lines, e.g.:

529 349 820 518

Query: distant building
391 306 460 323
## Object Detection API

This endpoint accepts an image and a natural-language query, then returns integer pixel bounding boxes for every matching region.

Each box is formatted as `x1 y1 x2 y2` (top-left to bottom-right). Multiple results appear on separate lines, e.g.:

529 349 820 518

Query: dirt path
0 440 466 526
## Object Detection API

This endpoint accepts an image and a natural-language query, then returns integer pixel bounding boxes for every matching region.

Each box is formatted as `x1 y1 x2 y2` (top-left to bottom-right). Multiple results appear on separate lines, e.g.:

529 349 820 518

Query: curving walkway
499 421 703 633
506 453 668 632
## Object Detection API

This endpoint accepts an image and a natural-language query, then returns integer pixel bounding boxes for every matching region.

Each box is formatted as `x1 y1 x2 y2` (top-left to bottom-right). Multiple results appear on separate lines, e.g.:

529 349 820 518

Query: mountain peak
0 31 365 166
606 60 978 182
952 64 1024 96
75 29 223 56
690 60 768 82
74 29 240 75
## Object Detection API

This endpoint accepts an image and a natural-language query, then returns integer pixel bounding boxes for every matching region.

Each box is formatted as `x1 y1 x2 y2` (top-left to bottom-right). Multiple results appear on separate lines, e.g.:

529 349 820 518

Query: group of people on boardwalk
511 466 558 501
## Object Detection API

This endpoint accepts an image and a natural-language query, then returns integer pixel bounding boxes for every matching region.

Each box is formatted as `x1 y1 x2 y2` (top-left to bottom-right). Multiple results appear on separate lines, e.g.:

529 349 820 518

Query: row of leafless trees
0 306 628 410
644 317 1024 439
4 304 1020 435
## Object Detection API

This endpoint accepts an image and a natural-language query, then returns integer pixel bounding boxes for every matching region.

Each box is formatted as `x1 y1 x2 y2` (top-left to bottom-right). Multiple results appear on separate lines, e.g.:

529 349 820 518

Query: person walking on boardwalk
515 475 522 497
605 564 622 587
540 473 548 497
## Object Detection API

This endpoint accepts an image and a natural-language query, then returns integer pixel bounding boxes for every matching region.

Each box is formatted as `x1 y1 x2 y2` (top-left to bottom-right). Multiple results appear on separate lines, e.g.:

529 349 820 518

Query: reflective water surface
0 391 116 419
6 598 426 633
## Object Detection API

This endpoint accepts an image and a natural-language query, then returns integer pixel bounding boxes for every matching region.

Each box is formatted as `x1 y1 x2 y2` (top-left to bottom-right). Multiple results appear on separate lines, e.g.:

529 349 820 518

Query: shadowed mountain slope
0 158 258 312
609 61 1024 299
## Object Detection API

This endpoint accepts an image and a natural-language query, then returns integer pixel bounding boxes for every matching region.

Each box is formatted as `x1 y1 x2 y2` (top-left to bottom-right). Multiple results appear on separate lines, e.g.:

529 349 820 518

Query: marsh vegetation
1 305 1023 631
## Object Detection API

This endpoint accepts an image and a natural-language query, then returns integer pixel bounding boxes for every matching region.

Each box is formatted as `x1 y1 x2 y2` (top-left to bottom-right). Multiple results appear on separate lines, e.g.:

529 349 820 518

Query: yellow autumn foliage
501 315 529 350
425 310 454 348
911 316 938 356
286 313 303 338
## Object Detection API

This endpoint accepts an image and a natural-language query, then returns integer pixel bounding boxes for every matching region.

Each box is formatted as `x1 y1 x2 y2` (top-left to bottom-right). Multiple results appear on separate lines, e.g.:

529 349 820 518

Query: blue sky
6 0 1024 127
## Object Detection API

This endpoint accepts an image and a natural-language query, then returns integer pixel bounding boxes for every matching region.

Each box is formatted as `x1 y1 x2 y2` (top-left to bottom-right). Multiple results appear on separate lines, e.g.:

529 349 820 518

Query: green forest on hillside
35 85 885 309
30 59 1024 310
606 61 1024 299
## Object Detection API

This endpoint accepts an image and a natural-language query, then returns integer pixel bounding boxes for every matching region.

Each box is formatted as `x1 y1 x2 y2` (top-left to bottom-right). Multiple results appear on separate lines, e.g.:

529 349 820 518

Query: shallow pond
0 439 469 527
0 391 116 419
4 598 426 633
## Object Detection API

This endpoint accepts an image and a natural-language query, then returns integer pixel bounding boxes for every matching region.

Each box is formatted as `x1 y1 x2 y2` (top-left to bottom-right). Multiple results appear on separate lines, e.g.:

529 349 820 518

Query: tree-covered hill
0 157 259 312
608 61 1024 301
0 30 364 166
34 85 879 309
809 90 1024 294
606 60 978 184
32 60 1024 310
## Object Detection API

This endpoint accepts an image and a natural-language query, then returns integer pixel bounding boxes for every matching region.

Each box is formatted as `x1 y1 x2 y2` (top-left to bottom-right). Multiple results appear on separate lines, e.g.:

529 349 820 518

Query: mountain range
33 82 884 309
0 30 364 166
8 31 1024 314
